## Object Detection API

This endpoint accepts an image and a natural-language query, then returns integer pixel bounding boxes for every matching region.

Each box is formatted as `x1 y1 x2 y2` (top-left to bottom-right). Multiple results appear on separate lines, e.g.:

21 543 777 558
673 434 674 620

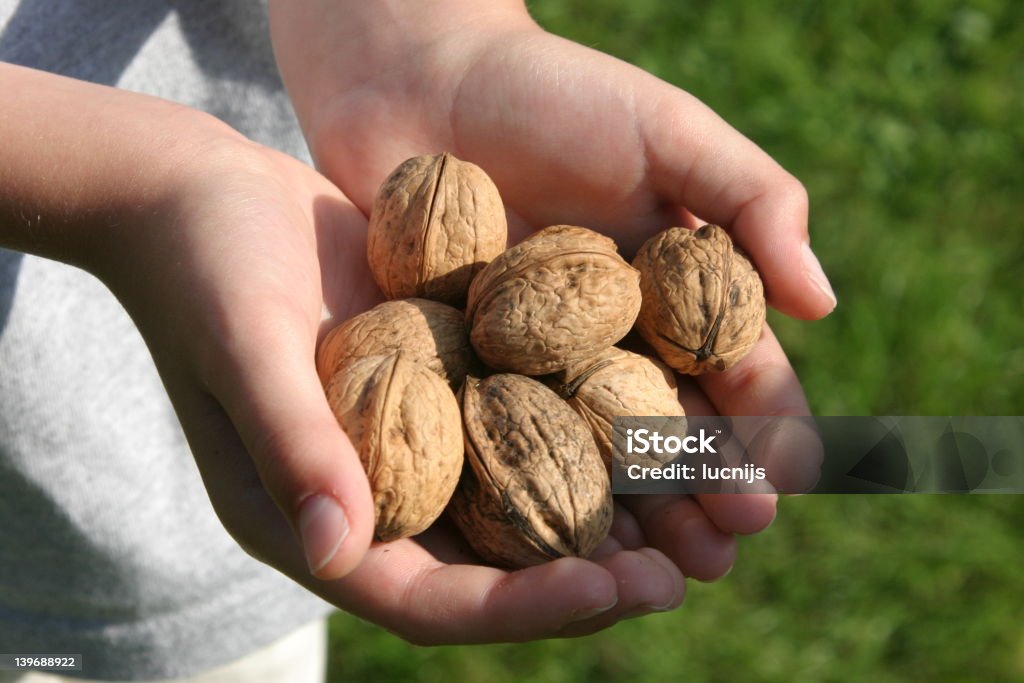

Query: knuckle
777 175 810 217
245 422 321 512
255 429 325 500
249 423 295 474
722 357 769 399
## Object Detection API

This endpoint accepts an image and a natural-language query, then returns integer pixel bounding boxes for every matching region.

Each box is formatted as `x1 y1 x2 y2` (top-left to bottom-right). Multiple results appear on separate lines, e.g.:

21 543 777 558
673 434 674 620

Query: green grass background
327 1 1024 680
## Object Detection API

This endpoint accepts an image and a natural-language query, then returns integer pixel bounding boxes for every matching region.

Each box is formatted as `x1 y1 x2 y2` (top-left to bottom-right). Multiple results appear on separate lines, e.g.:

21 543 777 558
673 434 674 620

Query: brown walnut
633 225 765 374
316 298 471 391
465 225 641 375
367 153 507 305
325 353 464 541
450 373 612 568
551 347 686 468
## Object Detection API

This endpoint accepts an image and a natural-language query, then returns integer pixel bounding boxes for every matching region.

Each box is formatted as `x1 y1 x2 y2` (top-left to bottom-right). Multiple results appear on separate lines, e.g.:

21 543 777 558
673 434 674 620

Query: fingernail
298 493 349 576
622 600 676 620
571 598 618 622
645 598 679 612
801 242 837 311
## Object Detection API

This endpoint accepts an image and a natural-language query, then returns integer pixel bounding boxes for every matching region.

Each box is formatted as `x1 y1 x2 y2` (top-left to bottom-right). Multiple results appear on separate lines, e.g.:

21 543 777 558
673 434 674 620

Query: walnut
316 298 471 391
325 353 463 541
367 153 507 306
465 225 641 375
449 373 612 568
550 347 685 468
633 225 765 374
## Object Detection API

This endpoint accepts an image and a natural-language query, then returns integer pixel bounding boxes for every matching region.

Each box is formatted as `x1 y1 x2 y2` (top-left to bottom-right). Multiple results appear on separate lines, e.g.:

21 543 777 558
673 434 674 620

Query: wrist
0 63 250 271
84 123 280 290
269 0 538 149
269 0 532 59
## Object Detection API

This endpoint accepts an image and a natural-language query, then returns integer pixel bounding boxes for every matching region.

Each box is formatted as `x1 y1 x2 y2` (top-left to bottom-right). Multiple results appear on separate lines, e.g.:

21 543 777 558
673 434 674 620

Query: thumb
640 86 837 319
206 303 376 580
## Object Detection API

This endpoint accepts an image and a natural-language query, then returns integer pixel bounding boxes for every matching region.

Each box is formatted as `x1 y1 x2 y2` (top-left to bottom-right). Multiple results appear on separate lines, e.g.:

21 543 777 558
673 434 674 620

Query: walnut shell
465 225 641 375
316 299 471 391
367 153 508 305
450 373 612 568
633 225 765 374
325 353 463 541
551 347 686 468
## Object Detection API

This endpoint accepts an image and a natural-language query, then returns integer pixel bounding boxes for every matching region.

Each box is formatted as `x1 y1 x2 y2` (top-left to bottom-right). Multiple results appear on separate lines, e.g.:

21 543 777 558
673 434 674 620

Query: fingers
693 494 777 535
335 539 617 644
555 548 686 637
697 323 809 417
183 389 686 644
697 324 823 494
638 86 836 319
608 501 646 550
675 377 779 534
204 300 375 580
174 402 623 645
336 532 686 644
622 495 737 582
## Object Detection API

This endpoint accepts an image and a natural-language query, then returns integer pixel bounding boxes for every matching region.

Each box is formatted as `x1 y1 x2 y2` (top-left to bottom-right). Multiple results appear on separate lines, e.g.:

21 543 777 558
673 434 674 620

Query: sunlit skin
0 0 834 649
269 0 833 641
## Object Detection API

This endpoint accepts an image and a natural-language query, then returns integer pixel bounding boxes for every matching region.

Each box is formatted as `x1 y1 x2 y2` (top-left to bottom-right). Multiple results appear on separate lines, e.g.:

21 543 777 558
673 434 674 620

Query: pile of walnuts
317 152 766 568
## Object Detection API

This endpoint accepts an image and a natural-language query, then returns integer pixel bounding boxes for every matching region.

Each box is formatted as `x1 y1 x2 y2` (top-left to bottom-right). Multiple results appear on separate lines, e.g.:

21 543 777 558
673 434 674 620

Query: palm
316 33 684 254
447 36 691 252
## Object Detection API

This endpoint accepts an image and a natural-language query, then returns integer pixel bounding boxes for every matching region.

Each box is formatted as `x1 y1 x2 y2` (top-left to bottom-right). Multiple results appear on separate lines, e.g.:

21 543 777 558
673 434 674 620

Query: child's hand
271 0 826 585
109 142 691 643
0 63 693 644
271 1 835 317
0 63 383 578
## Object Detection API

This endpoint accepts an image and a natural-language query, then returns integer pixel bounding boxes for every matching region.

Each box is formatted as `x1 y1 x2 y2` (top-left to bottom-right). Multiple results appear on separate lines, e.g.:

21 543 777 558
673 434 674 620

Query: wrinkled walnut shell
367 153 507 305
316 298 471 391
633 225 765 374
325 353 463 541
465 225 641 375
551 347 685 468
450 373 612 568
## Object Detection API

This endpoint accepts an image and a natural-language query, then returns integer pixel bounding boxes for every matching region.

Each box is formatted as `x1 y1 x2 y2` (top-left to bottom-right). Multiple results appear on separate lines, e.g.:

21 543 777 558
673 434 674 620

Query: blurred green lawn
327 1 1024 680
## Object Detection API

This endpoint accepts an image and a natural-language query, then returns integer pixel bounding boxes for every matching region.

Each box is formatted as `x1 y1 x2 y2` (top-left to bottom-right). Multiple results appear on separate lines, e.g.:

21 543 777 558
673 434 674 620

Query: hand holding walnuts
319 152 769 560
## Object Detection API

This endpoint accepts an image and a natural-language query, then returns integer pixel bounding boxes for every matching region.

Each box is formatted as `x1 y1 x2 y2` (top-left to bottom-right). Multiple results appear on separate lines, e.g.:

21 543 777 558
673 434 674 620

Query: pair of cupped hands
98 5 835 643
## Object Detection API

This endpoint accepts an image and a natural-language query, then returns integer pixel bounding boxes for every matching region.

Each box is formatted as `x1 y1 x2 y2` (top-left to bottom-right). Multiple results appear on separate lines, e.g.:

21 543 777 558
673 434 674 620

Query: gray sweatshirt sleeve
0 1 334 679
